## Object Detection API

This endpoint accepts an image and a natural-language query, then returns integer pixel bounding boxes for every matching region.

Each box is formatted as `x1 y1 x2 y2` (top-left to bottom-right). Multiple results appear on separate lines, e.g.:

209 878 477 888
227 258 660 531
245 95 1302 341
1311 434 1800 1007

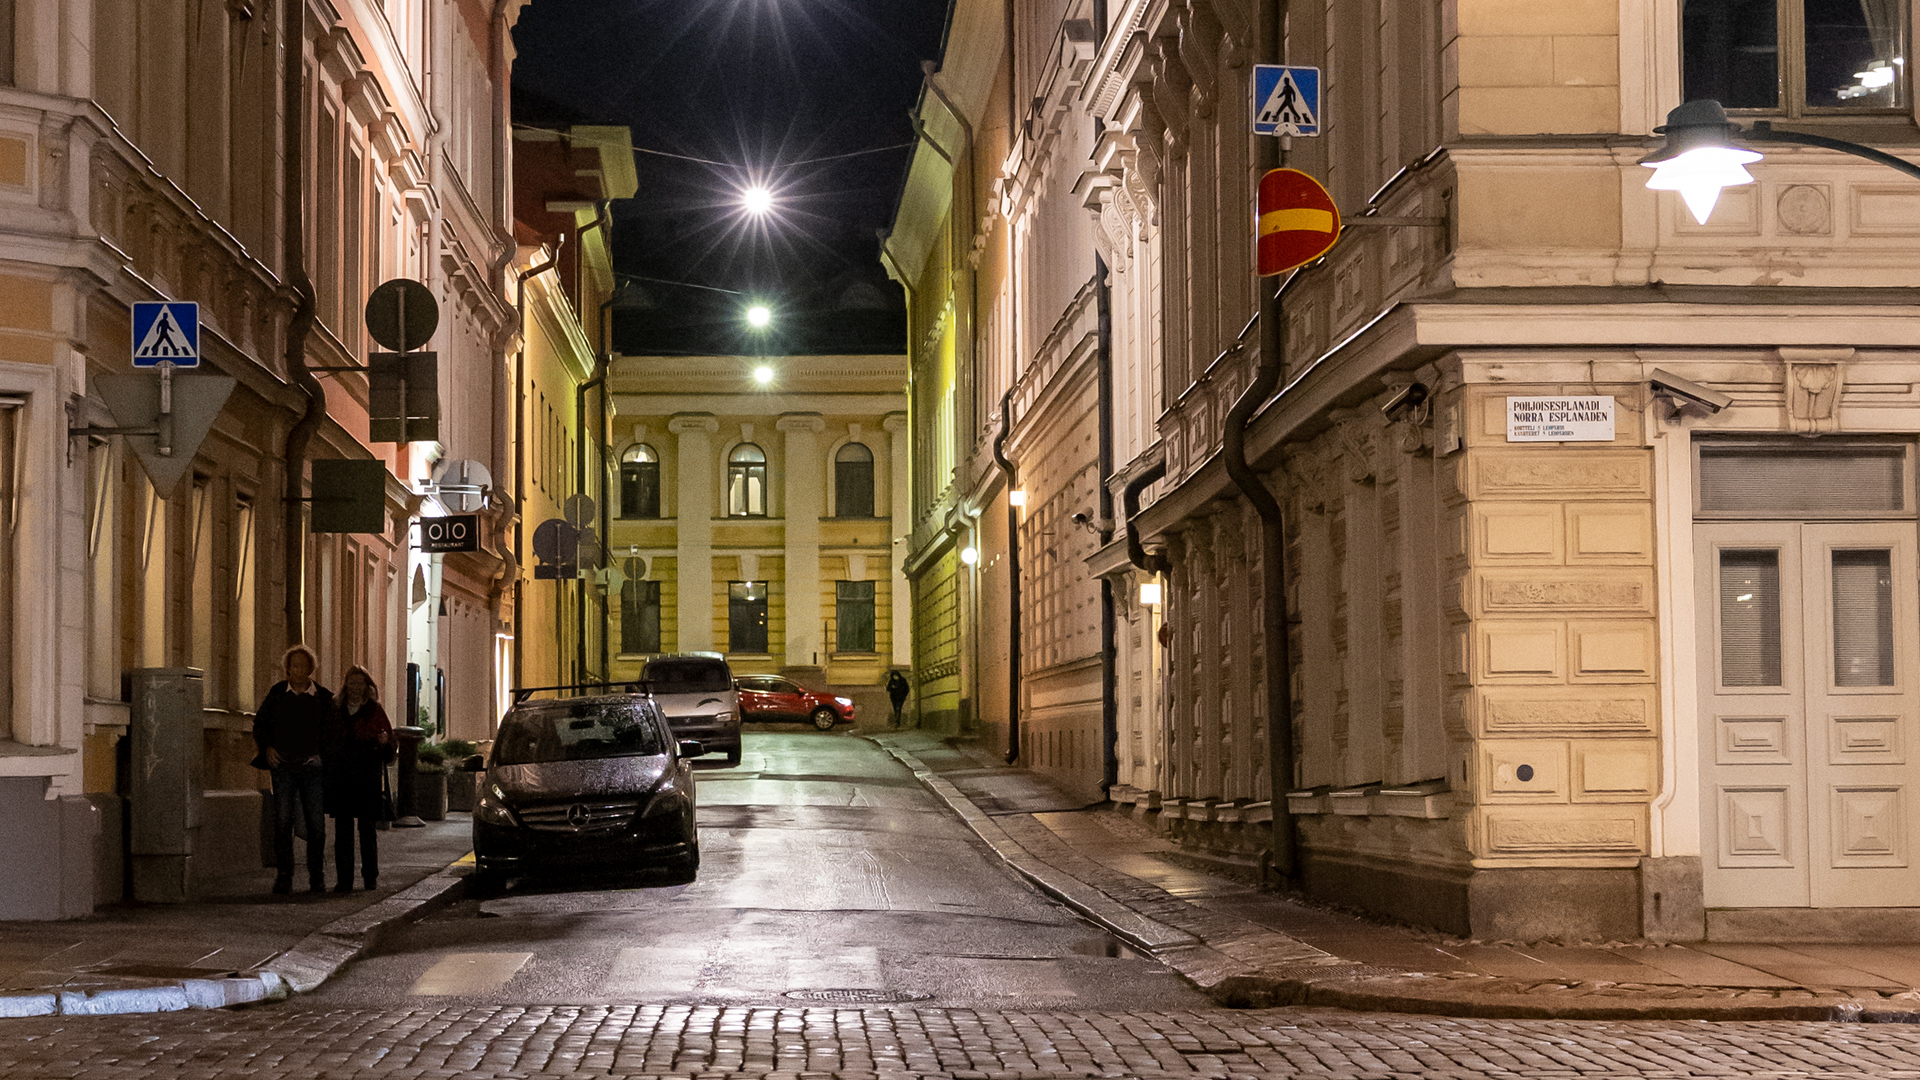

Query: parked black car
469 693 705 887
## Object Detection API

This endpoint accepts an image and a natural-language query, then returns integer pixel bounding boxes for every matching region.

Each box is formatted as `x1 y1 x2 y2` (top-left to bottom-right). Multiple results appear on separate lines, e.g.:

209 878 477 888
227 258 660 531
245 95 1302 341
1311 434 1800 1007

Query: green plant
414 743 447 773
441 739 478 759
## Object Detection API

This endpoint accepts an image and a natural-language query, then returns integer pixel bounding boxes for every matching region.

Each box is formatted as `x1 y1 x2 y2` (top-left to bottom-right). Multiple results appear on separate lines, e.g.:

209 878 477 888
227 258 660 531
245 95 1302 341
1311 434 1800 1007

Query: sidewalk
0 817 473 1017
871 732 1920 1022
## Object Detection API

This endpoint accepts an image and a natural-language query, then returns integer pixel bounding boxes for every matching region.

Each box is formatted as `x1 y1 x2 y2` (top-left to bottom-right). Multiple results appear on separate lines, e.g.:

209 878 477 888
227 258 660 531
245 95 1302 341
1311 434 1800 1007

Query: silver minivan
640 653 742 765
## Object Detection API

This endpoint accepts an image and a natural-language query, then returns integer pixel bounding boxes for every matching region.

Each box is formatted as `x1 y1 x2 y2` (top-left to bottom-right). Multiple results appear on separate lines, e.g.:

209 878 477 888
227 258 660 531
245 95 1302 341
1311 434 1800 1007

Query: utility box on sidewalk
129 668 205 902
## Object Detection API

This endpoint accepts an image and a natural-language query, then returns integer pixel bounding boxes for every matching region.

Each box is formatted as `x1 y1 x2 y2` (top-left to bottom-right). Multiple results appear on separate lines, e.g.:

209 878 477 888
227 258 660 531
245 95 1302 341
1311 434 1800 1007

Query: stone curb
0 859 471 1018
871 736 1920 1023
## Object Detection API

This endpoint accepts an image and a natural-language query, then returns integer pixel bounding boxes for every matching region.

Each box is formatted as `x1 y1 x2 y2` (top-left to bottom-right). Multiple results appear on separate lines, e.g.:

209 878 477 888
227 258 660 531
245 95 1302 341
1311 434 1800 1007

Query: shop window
834 442 875 518
728 581 768 653
620 443 660 518
836 580 875 653
1684 0 1908 113
727 443 767 517
622 563 660 655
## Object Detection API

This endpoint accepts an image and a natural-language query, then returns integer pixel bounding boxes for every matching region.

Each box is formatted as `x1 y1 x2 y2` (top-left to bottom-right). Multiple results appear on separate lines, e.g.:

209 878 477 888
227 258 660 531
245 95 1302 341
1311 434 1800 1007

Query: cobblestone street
7 1004 1920 1079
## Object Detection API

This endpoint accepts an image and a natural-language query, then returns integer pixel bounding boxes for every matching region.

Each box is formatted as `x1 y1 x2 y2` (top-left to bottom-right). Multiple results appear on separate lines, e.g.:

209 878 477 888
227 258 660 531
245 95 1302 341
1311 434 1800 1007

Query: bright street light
753 365 774 385
742 186 774 216
746 304 771 328
960 546 979 566
1640 98 1920 225
1638 100 1761 224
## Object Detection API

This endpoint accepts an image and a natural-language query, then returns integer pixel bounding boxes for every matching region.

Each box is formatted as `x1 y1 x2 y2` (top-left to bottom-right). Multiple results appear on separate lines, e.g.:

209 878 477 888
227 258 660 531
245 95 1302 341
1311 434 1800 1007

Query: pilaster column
777 413 826 671
669 414 718 650
883 413 911 668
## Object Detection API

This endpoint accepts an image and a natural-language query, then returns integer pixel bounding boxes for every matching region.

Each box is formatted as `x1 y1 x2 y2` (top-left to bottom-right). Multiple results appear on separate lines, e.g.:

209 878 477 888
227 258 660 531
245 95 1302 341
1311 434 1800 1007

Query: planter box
446 771 477 813
417 771 448 822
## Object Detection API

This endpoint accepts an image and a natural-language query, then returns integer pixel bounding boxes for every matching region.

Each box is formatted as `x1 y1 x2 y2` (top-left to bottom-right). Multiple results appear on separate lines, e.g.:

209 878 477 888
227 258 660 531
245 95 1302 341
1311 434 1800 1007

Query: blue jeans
271 761 327 885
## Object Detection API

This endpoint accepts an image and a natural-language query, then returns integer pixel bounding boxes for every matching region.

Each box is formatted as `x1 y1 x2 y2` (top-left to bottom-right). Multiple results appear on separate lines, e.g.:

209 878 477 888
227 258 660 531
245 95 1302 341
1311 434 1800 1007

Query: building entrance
1697 504 1920 909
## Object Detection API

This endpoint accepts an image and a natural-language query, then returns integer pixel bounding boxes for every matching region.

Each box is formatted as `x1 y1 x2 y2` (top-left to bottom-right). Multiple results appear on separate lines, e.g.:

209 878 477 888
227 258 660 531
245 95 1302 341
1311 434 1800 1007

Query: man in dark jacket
253 645 333 894
886 669 911 728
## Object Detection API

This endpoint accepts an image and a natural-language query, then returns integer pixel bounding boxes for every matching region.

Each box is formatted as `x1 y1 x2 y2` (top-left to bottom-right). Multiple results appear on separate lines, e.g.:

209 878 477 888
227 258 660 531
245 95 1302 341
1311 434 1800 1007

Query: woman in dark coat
321 664 394 892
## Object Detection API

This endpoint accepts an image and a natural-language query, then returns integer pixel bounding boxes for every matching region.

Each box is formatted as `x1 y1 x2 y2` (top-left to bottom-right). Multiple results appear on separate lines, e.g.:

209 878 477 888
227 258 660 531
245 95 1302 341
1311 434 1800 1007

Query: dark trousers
332 814 379 887
270 761 327 885
889 696 907 727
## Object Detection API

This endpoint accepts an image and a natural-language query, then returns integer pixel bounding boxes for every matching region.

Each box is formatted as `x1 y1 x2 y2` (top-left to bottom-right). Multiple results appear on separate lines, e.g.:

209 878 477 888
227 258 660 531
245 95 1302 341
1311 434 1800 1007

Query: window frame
727 580 770 654
833 441 876 518
727 443 768 517
1683 0 1913 118
836 579 876 654
619 443 661 519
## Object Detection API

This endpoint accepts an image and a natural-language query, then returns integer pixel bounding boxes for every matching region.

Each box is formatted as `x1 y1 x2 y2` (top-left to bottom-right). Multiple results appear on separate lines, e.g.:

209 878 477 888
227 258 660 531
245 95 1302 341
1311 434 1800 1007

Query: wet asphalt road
307 731 1210 1010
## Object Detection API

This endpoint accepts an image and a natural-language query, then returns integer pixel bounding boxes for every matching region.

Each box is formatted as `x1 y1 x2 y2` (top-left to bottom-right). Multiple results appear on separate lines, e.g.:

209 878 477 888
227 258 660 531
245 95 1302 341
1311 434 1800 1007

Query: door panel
1698 522 1920 909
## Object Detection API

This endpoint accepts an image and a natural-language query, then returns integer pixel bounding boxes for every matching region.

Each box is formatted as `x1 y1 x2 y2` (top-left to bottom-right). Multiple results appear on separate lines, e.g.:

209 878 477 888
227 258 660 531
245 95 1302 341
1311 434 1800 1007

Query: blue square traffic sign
131 301 199 367
1252 65 1320 137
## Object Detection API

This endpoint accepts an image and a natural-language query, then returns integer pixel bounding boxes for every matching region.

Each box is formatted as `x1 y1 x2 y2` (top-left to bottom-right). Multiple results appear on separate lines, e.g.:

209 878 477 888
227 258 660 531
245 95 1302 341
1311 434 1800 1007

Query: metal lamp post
1641 99 1920 223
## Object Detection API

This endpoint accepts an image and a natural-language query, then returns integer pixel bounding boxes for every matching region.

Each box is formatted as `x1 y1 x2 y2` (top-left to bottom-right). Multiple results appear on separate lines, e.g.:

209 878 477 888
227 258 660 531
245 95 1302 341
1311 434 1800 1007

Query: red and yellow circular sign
1257 168 1341 276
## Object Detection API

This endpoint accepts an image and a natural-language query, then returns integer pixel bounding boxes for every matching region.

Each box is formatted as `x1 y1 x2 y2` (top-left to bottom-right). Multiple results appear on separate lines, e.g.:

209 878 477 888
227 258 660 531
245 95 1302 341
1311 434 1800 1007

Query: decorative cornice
668 414 720 435
776 413 827 433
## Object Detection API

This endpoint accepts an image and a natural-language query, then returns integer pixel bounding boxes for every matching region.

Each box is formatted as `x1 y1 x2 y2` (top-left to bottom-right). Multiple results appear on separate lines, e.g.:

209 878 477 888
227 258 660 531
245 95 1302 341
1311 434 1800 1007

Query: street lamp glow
960 546 979 566
742 186 774 216
1008 488 1027 507
1639 99 1762 225
746 304 772 328
1139 581 1162 606
753 365 774 385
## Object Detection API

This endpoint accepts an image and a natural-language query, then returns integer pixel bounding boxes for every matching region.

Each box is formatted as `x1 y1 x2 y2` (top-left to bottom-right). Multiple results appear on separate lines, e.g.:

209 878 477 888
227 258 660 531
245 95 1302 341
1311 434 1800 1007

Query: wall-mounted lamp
960 546 980 566
1139 582 1162 606
1008 488 1027 507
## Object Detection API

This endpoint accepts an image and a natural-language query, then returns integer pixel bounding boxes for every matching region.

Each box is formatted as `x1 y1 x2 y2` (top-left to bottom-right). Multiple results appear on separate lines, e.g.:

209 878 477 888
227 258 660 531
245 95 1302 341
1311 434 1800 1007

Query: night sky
511 0 952 356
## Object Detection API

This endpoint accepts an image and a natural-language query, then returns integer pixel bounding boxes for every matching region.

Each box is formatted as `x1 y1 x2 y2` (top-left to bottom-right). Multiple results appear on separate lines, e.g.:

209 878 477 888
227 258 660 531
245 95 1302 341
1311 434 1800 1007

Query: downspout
1223 0 1297 885
281 0 322 647
512 238 564 696
572 201 611 683
993 390 1021 764
1096 255 1118 792
1122 462 1169 576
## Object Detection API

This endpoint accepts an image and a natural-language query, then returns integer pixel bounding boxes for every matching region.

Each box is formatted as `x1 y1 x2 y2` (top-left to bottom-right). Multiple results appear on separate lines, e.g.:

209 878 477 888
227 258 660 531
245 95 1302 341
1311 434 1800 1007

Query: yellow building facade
604 355 909 710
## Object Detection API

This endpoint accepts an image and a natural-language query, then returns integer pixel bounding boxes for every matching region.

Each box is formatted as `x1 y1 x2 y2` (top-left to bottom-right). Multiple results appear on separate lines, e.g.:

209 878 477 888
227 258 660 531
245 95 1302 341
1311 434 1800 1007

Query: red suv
734 676 855 730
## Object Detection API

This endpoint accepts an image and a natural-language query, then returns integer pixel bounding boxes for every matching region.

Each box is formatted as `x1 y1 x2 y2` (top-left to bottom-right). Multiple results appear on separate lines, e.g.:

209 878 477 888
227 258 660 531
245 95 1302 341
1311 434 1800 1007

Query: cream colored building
892 0 1920 941
0 0 523 916
604 354 910 707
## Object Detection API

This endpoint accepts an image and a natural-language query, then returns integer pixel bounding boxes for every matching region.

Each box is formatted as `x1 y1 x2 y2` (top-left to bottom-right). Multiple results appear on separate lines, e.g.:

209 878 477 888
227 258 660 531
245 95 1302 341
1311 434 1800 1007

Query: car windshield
492 700 666 766
644 659 732 694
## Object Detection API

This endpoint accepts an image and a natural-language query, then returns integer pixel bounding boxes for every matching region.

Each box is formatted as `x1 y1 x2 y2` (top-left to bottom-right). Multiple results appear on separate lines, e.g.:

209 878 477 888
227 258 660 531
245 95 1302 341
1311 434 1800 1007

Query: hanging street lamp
1641 99 1920 224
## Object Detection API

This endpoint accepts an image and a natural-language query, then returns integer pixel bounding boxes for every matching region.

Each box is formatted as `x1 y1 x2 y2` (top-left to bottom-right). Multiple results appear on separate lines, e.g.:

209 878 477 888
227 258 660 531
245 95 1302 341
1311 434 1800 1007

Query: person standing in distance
322 665 394 893
253 645 332 894
885 669 911 729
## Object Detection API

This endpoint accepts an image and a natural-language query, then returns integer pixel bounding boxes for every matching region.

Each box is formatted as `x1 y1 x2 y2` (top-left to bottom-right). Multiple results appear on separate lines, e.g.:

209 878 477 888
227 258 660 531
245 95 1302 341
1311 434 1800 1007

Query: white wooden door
1698 522 1920 908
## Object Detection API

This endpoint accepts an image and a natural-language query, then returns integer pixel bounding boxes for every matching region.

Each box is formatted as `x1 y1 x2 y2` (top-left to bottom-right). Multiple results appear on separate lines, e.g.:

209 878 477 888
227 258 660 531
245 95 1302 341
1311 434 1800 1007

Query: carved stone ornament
1780 347 1853 434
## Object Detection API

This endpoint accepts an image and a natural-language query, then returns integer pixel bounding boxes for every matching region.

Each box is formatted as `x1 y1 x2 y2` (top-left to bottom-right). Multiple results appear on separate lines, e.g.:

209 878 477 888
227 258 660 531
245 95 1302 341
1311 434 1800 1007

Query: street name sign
1257 168 1341 276
132 302 200 367
1506 396 1616 442
1252 65 1320 137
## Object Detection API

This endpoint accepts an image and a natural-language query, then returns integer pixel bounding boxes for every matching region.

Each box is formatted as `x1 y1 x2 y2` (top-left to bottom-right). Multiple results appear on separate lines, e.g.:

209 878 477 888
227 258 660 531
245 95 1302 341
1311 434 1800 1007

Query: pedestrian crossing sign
131 301 200 367
1252 64 1320 137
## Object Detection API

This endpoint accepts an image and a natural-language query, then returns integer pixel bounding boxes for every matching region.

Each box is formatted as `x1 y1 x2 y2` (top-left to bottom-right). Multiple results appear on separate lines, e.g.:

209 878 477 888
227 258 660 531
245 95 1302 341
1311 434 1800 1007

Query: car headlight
475 783 518 826
642 775 687 818
834 697 853 706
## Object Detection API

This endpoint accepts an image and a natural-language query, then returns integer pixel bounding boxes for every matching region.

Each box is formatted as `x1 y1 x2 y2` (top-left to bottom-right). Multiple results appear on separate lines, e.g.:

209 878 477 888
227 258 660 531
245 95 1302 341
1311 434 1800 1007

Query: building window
727 443 767 517
620 443 660 518
0 2 14 86
836 580 875 653
834 442 875 518
728 581 769 653
1684 0 1907 113
621 562 660 654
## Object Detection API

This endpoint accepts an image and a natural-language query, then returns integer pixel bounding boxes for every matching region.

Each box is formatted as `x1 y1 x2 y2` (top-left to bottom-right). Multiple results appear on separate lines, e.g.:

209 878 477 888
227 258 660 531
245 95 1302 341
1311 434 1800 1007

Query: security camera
1069 511 1090 527
1380 381 1430 420
1649 368 1731 416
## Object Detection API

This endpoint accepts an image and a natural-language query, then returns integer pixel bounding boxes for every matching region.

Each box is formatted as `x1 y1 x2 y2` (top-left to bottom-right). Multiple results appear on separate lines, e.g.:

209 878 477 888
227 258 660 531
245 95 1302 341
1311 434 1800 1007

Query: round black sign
364 278 439 352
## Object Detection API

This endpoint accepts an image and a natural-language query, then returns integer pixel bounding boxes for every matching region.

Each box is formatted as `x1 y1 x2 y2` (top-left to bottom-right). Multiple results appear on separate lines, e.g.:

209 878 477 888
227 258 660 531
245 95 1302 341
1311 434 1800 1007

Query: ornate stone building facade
894 0 1920 940
0 0 523 916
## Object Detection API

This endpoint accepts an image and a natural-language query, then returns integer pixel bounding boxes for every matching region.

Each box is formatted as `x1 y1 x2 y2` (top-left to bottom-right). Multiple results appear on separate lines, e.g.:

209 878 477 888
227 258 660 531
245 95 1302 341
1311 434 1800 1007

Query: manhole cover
783 988 931 1003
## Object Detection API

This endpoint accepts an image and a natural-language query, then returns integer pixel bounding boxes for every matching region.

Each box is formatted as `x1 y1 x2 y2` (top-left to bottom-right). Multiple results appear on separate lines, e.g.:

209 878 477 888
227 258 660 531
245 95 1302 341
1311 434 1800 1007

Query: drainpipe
511 238 564 696
993 390 1022 764
1096 256 1118 792
1223 0 1298 886
1122 462 1170 576
572 201 611 683
281 0 322 647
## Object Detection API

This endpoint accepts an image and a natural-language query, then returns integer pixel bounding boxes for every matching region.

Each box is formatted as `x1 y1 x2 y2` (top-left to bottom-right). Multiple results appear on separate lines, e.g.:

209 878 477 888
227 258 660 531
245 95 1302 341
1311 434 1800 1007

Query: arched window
834 441 874 518
727 443 767 517
619 444 659 519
